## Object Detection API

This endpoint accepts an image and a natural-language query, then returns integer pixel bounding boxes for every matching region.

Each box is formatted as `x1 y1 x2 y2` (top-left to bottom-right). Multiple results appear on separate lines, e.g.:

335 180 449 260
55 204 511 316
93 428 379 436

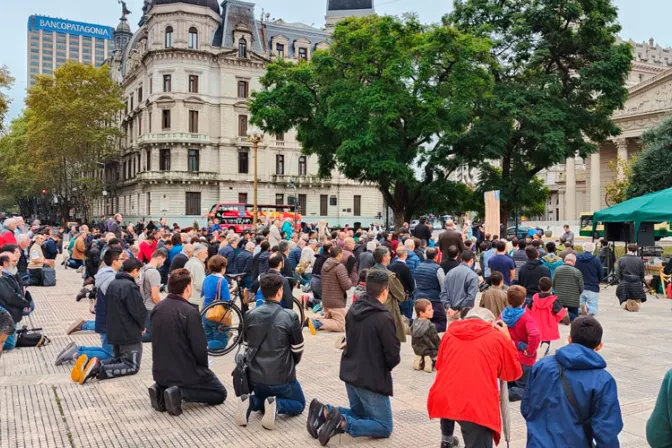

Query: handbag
205 277 232 326
41 267 56 287
231 306 282 397
557 361 595 447
15 326 51 347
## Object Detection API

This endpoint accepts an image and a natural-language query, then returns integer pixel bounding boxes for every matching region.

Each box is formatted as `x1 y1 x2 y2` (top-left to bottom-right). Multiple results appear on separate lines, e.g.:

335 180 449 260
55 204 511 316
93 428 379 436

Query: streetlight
247 125 263 228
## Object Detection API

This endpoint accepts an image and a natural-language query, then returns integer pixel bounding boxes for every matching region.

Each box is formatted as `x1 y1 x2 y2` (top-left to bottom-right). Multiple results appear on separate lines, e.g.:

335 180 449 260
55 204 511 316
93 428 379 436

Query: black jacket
440 258 460 275
389 261 415 294
0 272 29 323
245 301 304 385
414 223 432 243
339 295 400 396
151 294 215 387
168 252 189 274
251 269 293 309
516 259 551 297
106 272 148 345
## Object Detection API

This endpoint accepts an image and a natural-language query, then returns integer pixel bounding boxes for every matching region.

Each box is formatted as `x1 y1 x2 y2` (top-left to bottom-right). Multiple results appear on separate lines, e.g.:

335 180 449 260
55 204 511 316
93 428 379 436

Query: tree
0 65 15 133
627 118 672 198
449 0 633 224
25 62 124 222
250 15 493 226
604 155 635 205
476 165 549 218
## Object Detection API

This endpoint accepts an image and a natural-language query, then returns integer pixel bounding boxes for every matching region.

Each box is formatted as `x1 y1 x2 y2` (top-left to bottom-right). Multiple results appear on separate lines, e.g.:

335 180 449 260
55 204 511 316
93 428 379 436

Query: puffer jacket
321 257 352 309
411 318 441 358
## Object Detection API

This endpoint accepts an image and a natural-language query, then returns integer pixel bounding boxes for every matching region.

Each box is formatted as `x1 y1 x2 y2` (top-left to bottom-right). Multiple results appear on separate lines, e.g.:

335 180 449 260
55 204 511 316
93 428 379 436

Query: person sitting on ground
516 246 551 305
529 277 567 356
308 246 351 334
440 250 479 321
616 243 647 312
522 316 623 446
307 271 400 445
149 268 227 416
501 285 541 402
411 299 441 373
427 307 521 448
74 257 148 385
138 249 167 343
235 273 305 430
479 271 508 319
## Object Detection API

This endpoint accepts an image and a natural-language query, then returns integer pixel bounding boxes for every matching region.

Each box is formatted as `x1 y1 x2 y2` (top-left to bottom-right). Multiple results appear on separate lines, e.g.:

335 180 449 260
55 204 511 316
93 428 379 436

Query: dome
151 0 220 15
116 21 131 33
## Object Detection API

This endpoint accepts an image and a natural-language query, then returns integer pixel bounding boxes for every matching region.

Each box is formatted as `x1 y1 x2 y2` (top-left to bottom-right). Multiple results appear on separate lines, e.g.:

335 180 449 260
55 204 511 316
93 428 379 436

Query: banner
484 190 501 238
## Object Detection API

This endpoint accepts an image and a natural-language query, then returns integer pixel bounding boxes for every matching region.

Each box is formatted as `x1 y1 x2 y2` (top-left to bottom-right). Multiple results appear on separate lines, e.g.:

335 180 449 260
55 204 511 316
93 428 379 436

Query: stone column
615 138 628 181
590 151 601 211
565 157 577 221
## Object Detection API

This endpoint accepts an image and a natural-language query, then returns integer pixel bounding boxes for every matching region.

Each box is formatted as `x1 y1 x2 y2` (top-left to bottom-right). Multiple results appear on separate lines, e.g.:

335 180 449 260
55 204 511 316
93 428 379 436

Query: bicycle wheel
293 297 305 324
200 301 244 357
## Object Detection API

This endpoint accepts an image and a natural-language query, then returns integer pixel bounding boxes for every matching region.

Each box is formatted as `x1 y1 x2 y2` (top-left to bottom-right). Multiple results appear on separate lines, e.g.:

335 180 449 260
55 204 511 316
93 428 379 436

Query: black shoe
307 398 326 439
164 386 183 416
441 436 460 448
148 383 166 412
75 288 88 302
318 407 344 446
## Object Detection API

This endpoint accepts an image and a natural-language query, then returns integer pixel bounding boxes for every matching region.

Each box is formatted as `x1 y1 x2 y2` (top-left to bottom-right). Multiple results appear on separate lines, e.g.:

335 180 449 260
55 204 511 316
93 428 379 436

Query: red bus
252 203 302 224
205 203 254 233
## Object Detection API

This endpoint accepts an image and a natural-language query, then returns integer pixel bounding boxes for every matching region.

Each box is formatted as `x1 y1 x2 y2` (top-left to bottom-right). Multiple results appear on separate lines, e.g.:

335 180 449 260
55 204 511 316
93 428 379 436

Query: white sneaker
261 397 277 430
235 394 251 426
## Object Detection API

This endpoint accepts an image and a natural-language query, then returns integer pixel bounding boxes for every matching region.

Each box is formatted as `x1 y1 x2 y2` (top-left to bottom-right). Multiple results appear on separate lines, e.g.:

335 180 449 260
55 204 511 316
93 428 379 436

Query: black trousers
98 343 142 380
441 419 494 448
430 301 447 333
28 269 43 286
174 375 227 405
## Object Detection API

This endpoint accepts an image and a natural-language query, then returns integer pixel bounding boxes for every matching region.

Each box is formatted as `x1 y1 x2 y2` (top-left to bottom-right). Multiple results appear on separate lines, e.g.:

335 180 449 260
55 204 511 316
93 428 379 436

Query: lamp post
247 125 263 229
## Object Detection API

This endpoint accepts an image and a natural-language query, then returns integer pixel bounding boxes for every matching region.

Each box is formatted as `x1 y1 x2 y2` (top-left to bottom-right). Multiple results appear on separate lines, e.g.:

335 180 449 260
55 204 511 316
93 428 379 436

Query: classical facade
98 0 384 227
543 38 672 221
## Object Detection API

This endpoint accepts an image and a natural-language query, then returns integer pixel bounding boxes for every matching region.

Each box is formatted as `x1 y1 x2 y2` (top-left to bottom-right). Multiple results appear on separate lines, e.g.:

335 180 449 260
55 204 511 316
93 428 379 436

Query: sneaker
441 436 460 448
412 355 423 371
148 383 166 412
75 289 88 302
423 356 433 373
55 342 78 366
79 357 100 385
66 319 86 335
71 354 88 382
235 394 252 426
306 398 326 439
312 303 323 314
307 318 317 336
164 386 183 416
334 335 346 350
318 407 345 446
261 397 277 430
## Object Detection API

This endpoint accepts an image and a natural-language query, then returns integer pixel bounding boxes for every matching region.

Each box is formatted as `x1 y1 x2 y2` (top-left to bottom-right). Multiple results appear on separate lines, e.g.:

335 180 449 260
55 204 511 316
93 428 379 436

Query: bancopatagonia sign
29 16 114 40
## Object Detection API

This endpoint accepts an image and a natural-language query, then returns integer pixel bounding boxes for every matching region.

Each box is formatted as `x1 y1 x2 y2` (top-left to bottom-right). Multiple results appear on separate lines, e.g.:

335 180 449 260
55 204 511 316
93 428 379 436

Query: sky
1 0 671 126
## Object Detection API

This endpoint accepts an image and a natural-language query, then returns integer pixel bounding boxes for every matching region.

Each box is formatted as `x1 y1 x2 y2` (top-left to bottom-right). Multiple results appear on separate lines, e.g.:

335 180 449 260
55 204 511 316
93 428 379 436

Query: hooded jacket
427 318 522 445
339 295 400 396
521 344 623 447
528 293 567 342
647 368 672 447
106 272 148 346
516 260 551 297
541 253 564 279
321 257 351 309
575 252 603 293
94 267 117 334
501 307 541 367
411 318 441 358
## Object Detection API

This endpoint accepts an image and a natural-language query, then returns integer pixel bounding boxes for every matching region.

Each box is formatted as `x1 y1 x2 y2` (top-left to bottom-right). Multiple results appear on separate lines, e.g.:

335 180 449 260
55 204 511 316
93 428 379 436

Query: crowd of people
3 212 672 447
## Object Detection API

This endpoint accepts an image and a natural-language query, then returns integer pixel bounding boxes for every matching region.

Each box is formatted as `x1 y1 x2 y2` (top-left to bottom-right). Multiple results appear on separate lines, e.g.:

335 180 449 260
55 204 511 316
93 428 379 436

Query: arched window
238 38 247 58
165 26 173 48
188 27 198 49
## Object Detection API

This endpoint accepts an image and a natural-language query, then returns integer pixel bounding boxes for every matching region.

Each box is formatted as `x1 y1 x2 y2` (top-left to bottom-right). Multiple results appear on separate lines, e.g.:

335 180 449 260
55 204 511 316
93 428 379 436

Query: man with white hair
575 242 603 316
269 220 283 247
438 219 465 261
552 254 584 322
0 218 18 246
403 239 420 273
185 244 208 307
16 234 30 280
358 240 377 273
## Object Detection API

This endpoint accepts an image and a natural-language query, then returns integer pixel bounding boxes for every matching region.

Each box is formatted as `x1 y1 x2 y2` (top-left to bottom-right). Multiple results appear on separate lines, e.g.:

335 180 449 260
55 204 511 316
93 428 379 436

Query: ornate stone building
99 0 384 227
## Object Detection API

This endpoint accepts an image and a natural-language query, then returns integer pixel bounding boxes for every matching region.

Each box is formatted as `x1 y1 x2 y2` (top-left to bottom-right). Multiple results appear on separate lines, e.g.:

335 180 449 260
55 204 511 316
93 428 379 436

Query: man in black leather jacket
235 273 305 431
0 251 30 352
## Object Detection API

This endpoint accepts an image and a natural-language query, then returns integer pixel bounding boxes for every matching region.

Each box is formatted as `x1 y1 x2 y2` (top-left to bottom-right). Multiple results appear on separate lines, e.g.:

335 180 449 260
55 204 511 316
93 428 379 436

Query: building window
186 192 201 215
146 149 152 171
148 111 152 132
130 96 134 110
275 194 284 205
320 195 328 216
165 26 173 48
189 110 199 133
146 192 151 215
238 152 249 173
138 115 142 135
238 80 249 98
162 110 171 130
159 148 171 171
298 194 307 215
354 195 361 216
188 75 199 93
276 43 285 58
188 149 199 172
298 156 307 176
188 27 199 49
149 77 153 94
163 75 171 92
276 154 284 175
238 193 248 204
138 86 143 102
238 115 248 136
238 38 247 58
298 47 308 60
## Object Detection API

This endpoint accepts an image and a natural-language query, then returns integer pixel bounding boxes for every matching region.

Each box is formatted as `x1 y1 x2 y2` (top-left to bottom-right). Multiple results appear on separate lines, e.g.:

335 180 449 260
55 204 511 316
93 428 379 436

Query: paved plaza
0 265 668 448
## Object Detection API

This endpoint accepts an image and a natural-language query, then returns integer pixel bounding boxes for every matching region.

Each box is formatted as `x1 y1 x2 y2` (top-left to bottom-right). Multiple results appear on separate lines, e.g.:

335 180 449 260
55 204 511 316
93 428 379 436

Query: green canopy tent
592 187 672 242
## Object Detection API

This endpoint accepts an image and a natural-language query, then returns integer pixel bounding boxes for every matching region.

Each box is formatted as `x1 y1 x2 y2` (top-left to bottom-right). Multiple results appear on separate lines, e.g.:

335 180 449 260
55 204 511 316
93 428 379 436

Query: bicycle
200 273 307 357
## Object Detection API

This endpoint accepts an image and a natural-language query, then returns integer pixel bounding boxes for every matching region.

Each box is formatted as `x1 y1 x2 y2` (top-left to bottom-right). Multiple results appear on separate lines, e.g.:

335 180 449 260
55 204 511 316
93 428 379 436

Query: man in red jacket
427 307 521 448
0 218 18 247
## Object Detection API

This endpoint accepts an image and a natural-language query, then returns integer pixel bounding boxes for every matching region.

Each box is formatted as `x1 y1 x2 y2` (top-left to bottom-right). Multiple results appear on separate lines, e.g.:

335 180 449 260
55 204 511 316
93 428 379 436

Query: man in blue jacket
575 242 603 316
521 316 622 447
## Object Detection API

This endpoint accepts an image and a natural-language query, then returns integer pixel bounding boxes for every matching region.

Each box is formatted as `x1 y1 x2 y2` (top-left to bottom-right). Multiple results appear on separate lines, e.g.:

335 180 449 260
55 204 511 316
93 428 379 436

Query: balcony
271 174 323 186
137 133 210 146
268 140 302 150
136 171 219 184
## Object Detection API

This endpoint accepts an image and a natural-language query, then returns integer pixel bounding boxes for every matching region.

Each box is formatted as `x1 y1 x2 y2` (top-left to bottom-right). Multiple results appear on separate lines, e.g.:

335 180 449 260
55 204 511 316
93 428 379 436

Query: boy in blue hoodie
522 316 623 447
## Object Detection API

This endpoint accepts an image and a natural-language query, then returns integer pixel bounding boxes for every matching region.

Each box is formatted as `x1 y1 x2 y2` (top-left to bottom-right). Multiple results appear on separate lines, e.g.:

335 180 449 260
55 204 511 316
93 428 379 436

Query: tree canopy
250 14 493 225
627 118 672 199
449 0 633 222
0 65 14 133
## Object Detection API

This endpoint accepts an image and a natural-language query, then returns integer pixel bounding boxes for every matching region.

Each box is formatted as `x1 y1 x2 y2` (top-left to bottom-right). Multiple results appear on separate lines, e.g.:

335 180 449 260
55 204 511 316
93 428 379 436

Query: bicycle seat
226 273 246 278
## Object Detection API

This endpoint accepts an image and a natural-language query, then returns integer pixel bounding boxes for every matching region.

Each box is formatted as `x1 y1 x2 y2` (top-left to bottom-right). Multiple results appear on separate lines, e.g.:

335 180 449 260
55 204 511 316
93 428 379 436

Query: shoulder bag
557 360 595 448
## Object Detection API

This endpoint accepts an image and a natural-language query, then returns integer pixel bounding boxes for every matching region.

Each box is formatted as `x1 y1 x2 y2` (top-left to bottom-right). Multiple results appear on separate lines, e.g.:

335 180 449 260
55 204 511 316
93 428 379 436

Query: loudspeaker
637 222 655 247
605 222 634 242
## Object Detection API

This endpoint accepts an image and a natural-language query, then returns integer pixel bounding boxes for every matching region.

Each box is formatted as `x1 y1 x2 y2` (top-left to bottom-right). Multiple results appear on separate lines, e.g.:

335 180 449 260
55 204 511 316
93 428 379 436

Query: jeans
98 343 142 380
250 379 305 416
77 332 113 361
399 299 414 321
327 383 393 439
67 259 84 269
141 312 152 343
179 375 227 405
580 290 599 315
81 320 95 332
508 364 531 401
2 324 17 351
202 316 229 351
441 419 494 447
566 306 579 321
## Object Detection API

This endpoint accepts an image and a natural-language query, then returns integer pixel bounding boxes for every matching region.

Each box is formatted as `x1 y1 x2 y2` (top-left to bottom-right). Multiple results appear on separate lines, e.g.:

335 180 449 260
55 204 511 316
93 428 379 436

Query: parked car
506 225 544 240
409 220 420 233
